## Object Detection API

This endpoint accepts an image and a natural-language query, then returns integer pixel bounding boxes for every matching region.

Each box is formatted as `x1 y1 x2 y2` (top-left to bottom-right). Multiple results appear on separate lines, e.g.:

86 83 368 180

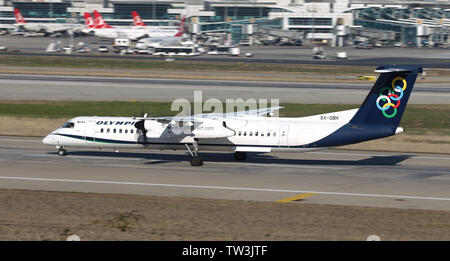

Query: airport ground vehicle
98 45 109 53
153 46 199 56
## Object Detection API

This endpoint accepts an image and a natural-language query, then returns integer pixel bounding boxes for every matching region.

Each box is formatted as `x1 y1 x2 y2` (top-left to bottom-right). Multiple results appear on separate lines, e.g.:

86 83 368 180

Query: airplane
0 23 16 34
13 8 83 35
133 12 188 49
82 11 149 40
131 11 185 37
42 65 422 166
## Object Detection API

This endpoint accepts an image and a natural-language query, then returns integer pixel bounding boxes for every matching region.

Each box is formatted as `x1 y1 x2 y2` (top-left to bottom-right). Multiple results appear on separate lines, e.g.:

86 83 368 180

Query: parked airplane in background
0 23 16 34
131 11 185 37
133 11 188 48
83 11 148 40
43 65 422 166
14 8 83 35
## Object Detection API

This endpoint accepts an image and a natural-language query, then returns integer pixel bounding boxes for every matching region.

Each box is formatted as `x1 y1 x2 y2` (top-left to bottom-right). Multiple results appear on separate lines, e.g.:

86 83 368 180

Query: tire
58 149 67 156
190 156 203 166
234 152 247 161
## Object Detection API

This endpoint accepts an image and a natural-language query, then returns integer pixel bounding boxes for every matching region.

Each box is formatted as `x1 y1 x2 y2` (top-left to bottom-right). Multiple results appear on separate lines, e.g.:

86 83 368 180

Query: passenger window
119 129 122 134
243 131 247 136
255 131 258 136
107 128 110 133
238 131 241 136
261 132 264 137
131 129 134 134
273 132 276 137
125 129 128 134
101 128 104 133
267 132 270 137
62 122 74 128
113 129 116 133
249 132 252 136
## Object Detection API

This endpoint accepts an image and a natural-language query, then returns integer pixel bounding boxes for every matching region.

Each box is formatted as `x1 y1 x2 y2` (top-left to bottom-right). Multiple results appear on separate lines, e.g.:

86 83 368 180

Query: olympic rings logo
375 77 407 118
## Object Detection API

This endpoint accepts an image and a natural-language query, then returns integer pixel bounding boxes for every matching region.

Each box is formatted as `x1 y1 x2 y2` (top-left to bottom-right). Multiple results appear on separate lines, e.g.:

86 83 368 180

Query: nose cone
42 135 55 145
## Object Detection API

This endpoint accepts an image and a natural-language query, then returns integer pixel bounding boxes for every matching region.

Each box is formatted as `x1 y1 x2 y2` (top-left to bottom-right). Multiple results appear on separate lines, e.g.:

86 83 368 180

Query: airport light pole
312 2 315 43
49 1 53 22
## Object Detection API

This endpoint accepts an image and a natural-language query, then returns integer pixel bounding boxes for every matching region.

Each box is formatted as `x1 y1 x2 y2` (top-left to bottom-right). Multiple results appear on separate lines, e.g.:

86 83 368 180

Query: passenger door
84 120 96 144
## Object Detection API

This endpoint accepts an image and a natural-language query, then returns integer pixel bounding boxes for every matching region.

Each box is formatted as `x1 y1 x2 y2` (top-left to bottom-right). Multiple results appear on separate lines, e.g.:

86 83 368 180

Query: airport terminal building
0 0 449 46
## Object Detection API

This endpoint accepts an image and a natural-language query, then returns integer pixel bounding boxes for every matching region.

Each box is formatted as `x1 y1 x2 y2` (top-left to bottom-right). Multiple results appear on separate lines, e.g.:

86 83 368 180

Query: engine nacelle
136 118 235 139
191 119 235 138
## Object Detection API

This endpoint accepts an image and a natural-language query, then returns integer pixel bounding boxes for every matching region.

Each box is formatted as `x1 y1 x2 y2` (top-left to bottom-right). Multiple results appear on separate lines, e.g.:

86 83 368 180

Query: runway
0 136 449 211
0 74 448 103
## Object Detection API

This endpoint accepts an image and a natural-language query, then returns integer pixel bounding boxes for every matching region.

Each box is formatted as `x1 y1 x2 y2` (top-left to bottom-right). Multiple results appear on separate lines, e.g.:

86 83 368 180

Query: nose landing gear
57 147 67 156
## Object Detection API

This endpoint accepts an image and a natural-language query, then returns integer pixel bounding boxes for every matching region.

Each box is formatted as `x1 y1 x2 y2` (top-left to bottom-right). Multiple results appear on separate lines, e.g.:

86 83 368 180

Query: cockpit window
62 122 75 128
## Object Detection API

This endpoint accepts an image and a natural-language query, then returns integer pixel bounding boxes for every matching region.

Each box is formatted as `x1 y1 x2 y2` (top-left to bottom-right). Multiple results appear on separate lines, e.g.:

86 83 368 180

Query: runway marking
0 176 449 202
276 193 318 203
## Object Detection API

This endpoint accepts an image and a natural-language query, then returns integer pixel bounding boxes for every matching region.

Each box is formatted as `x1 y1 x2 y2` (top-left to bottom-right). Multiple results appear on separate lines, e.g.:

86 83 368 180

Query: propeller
134 120 147 144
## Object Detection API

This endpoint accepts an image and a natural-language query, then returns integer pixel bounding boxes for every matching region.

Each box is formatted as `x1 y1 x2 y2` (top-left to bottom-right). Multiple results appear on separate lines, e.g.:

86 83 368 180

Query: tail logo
376 77 407 118
133 16 143 25
86 17 94 27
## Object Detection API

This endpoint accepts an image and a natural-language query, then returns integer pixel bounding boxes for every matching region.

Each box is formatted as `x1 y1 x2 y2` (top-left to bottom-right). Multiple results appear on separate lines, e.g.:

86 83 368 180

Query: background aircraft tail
349 65 423 128
84 12 95 29
14 8 26 24
132 11 146 27
93 10 113 29
174 16 186 37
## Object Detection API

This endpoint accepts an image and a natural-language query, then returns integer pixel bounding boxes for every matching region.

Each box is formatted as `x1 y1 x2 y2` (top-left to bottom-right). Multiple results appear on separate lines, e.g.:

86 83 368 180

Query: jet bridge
350 26 396 41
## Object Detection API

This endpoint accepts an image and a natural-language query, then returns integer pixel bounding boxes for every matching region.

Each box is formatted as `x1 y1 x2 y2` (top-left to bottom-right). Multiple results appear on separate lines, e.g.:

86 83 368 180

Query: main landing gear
57 147 67 156
185 139 203 166
234 152 247 161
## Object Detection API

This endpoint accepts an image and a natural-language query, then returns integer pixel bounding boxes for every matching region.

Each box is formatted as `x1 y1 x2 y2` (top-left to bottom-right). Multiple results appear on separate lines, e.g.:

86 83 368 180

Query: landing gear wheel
234 152 247 161
185 139 204 166
190 156 204 166
58 148 67 156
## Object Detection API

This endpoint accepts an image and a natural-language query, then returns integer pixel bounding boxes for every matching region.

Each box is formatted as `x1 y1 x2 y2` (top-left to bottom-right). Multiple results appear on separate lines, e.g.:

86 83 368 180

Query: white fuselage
89 27 148 40
43 109 364 153
17 23 83 34
86 27 179 40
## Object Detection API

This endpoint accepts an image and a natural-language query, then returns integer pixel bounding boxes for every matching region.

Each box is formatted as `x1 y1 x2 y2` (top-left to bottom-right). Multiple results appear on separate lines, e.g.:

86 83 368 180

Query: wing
135 106 283 123
188 106 284 119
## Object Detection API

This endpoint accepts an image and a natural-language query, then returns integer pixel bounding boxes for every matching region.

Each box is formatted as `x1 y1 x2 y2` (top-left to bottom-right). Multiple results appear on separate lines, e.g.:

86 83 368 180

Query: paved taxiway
0 136 449 211
1 35 450 68
0 74 448 103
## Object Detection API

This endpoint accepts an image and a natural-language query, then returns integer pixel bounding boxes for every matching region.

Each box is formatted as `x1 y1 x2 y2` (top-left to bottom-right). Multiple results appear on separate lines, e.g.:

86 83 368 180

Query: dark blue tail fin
349 65 423 127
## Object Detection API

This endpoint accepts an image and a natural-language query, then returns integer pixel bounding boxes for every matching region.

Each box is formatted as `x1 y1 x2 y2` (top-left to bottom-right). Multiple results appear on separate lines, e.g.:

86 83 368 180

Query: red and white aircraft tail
83 12 95 29
93 10 113 29
131 11 146 27
174 16 186 37
14 8 27 24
